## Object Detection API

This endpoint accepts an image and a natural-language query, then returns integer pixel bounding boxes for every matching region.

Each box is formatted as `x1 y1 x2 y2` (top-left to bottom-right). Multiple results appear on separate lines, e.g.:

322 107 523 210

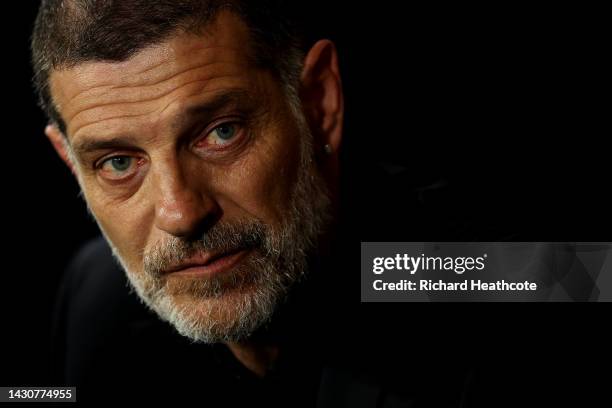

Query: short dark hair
31 0 306 135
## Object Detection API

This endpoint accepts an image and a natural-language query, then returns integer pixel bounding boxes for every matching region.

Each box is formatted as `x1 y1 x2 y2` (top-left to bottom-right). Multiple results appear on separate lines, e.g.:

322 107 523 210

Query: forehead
49 11 258 139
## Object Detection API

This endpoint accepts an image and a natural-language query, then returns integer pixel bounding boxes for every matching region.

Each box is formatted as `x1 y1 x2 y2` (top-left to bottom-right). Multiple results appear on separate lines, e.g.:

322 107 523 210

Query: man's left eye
207 123 239 146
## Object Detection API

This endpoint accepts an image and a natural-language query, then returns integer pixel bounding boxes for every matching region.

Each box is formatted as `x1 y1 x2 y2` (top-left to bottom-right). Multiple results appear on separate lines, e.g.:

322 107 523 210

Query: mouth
163 247 252 278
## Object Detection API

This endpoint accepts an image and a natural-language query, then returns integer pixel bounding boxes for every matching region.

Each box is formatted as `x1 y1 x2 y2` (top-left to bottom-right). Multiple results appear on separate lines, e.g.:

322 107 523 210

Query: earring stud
324 144 333 154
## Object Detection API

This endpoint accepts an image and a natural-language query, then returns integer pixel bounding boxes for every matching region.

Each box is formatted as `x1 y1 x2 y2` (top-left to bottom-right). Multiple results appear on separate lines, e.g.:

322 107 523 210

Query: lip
164 248 251 278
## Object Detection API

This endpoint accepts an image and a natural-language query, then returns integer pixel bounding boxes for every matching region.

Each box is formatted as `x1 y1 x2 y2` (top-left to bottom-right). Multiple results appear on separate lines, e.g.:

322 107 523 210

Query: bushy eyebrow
71 89 255 159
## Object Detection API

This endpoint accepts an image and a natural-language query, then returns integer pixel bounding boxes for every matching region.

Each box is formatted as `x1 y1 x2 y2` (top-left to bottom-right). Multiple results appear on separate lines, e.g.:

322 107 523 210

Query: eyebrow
71 89 255 158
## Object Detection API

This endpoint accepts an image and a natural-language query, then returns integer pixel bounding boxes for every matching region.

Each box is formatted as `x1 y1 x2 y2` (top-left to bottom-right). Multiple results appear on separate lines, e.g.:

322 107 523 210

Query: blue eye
98 155 142 181
107 156 132 172
100 156 134 176
209 123 238 145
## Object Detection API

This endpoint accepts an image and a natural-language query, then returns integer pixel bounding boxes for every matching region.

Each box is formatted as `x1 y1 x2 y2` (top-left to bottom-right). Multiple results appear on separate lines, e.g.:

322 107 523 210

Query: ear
45 124 77 175
300 39 344 156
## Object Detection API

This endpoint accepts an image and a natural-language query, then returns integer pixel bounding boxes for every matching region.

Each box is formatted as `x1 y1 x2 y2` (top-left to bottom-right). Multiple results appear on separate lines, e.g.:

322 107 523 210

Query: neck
225 340 280 378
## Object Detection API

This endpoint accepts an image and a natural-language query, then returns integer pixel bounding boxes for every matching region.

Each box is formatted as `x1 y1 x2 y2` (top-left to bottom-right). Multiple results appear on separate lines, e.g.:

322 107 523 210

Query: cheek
81 185 152 271
215 128 302 225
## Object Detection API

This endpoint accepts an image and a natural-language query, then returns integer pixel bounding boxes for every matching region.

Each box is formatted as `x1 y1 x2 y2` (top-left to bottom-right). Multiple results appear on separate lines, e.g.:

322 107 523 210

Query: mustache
143 220 268 278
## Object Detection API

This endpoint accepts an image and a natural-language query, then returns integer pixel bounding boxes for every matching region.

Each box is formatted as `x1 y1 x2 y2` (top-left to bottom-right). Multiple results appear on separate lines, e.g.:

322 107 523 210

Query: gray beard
103 111 332 344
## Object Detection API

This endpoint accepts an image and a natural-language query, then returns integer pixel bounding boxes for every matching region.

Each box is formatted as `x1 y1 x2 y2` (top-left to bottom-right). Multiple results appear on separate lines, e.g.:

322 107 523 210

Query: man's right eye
98 156 139 180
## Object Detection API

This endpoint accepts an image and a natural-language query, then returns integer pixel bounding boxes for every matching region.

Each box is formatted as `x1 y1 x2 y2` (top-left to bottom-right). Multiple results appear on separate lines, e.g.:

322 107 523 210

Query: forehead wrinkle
71 110 159 143
66 69 244 127
62 49 246 109
60 54 245 122
52 44 172 112
70 77 251 142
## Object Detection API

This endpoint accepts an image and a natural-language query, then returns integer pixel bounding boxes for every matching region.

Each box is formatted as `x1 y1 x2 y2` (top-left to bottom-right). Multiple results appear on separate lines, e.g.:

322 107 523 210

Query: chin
154 284 278 343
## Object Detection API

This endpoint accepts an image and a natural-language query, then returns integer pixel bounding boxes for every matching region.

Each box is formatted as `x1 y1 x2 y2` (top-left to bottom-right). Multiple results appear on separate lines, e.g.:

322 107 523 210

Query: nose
153 161 220 239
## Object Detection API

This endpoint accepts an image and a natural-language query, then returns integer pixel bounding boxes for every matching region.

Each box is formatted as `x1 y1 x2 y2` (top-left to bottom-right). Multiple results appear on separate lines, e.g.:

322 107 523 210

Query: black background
2 2 609 403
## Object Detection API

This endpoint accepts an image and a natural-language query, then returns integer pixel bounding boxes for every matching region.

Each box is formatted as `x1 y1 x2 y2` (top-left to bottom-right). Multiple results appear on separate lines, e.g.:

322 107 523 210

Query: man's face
49 12 332 342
